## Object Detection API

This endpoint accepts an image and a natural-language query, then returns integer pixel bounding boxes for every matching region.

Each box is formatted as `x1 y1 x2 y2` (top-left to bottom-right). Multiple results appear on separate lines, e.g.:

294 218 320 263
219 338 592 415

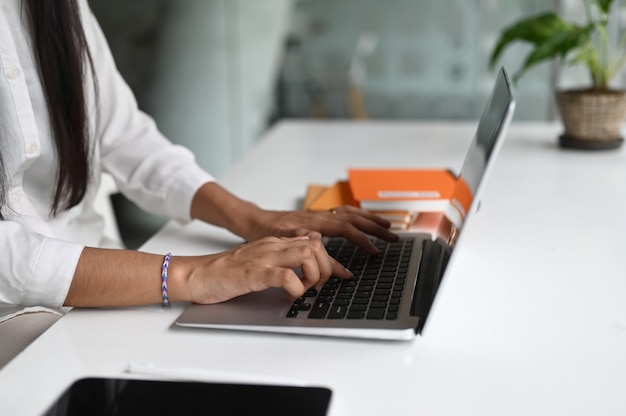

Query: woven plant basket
555 89 626 149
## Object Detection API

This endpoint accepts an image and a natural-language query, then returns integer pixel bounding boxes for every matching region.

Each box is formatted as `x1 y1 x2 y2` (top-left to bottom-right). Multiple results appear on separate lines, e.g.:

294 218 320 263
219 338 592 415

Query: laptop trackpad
176 288 293 327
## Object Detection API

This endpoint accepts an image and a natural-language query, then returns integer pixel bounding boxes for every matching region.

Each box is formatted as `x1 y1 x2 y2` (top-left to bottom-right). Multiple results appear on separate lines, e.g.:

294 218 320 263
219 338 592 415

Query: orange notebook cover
303 184 328 210
347 168 457 211
305 181 357 211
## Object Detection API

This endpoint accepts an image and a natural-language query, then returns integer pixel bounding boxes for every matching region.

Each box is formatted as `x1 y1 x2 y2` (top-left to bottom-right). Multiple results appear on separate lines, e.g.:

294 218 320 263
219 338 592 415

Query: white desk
1 121 626 415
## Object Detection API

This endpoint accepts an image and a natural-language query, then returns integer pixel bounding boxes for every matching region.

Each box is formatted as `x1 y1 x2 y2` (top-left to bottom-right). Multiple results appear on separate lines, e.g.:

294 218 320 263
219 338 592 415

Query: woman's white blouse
0 0 214 307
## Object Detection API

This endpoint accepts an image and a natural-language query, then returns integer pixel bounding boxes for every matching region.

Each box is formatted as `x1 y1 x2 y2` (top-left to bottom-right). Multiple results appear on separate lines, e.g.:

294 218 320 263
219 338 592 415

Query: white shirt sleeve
81 3 215 222
0 222 83 308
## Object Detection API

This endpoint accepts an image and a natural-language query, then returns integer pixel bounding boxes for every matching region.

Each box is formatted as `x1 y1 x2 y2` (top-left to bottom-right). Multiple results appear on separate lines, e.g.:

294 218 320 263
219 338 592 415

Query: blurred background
88 0 626 248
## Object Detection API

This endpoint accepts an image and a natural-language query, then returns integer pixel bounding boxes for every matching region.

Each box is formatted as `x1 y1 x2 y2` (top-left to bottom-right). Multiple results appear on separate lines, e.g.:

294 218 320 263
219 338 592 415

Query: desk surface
1 121 626 416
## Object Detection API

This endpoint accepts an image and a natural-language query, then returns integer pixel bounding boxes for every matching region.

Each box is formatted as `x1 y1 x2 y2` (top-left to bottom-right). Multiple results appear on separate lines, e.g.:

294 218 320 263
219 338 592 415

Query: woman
0 0 396 311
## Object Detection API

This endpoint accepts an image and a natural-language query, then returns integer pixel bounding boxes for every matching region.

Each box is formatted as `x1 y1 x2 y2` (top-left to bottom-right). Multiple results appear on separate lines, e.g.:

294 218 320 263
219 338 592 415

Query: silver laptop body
175 68 516 341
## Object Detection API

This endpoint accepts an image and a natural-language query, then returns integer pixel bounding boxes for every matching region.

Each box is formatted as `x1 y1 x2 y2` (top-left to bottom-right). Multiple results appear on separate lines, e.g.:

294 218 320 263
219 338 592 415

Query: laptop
175 67 516 341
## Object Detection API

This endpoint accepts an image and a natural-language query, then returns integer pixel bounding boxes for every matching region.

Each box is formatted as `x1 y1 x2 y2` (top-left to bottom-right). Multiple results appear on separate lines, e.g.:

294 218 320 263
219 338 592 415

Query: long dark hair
0 0 94 219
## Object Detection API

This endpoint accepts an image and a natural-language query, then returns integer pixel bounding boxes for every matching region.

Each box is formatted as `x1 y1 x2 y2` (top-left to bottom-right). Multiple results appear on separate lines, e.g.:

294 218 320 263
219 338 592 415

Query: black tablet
42 377 332 416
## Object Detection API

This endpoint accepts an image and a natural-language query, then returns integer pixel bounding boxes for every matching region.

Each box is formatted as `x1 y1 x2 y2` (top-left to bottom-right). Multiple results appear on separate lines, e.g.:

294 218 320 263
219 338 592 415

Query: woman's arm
64 235 351 307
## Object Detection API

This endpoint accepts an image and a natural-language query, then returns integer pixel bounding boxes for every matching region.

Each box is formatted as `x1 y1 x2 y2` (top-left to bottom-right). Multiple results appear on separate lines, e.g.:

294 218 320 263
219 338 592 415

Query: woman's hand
241 205 399 255
171 235 352 304
191 182 399 256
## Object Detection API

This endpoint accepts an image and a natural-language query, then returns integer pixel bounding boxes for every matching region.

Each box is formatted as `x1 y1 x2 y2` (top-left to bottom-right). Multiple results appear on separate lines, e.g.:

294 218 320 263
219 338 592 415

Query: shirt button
6 67 21 79
27 143 39 155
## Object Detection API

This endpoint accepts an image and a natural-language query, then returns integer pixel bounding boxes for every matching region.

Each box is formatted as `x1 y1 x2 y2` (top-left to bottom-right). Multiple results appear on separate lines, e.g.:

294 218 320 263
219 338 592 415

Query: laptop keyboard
286 237 414 320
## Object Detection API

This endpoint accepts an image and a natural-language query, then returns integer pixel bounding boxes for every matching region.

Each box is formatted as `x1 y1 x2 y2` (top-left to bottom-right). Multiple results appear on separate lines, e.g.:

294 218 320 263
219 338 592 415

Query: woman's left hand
242 205 399 255
191 182 399 255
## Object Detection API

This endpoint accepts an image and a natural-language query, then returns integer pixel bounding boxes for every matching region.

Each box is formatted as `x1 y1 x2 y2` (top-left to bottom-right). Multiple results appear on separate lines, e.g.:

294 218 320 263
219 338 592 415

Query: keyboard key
347 311 365 319
328 304 348 319
354 289 371 296
366 309 385 320
308 301 330 319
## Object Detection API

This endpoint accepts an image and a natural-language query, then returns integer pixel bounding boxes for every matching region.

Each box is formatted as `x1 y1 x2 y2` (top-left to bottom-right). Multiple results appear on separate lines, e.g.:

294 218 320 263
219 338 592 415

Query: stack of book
304 168 473 239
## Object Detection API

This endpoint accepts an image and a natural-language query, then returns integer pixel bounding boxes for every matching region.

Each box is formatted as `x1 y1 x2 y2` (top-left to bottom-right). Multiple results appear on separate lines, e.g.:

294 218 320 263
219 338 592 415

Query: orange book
348 168 474 227
368 210 419 230
303 184 328 210
347 168 457 212
305 180 357 211
450 177 472 220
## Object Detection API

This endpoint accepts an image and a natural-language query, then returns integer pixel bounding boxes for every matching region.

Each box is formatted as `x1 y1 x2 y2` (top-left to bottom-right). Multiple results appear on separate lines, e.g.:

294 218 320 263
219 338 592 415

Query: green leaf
513 24 593 81
489 12 577 69
596 0 614 15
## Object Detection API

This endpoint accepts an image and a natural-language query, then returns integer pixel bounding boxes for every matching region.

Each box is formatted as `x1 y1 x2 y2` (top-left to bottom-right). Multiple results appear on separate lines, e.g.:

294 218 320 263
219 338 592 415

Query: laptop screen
459 68 515 199
442 68 515 247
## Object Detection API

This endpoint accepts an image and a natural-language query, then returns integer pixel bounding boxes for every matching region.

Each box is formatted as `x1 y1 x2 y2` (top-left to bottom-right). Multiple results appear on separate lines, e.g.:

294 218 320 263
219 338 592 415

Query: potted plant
489 0 626 149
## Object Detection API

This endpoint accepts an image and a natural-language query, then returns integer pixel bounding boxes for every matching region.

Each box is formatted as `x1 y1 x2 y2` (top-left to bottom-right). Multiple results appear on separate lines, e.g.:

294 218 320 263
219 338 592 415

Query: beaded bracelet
161 253 172 307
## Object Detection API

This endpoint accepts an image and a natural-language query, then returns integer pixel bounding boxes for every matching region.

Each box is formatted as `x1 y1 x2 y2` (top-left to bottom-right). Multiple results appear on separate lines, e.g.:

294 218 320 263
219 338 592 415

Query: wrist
229 201 266 240
190 182 264 239
165 255 192 303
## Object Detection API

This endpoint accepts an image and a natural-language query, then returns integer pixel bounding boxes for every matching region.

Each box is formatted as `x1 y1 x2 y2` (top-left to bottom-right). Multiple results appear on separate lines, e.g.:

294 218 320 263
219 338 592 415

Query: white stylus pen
126 361 308 386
